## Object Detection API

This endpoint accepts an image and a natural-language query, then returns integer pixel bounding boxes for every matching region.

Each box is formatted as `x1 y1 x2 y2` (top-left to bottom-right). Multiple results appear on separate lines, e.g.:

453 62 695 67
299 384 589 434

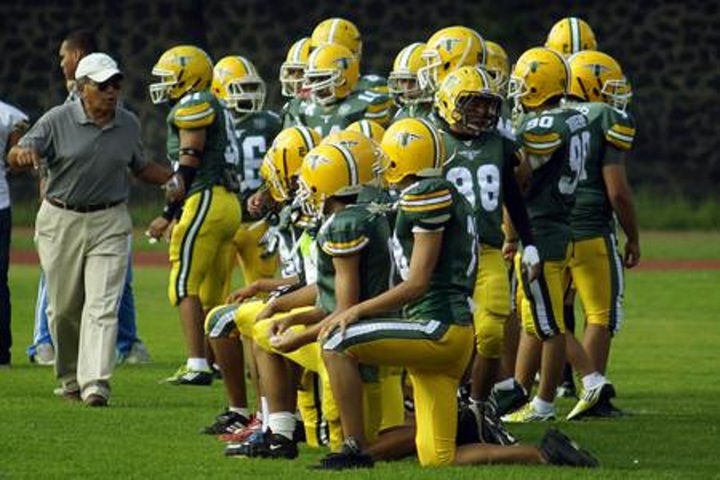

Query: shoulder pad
320 208 372 256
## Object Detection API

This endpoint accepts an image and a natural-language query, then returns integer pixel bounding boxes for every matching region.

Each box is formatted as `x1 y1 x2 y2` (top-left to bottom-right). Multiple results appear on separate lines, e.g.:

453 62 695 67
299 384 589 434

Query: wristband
161 201 182 220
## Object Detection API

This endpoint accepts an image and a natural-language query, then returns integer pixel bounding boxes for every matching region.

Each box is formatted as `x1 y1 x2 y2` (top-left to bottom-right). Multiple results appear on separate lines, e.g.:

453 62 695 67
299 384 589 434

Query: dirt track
9 249 720 271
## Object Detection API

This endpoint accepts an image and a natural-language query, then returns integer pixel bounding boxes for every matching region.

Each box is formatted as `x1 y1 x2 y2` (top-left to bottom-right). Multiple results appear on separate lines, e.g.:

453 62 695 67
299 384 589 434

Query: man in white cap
8 53 172 407
29 30 153 368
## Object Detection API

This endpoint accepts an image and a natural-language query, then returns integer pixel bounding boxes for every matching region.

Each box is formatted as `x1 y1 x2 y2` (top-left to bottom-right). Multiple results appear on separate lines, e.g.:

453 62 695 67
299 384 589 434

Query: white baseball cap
75 52 123 82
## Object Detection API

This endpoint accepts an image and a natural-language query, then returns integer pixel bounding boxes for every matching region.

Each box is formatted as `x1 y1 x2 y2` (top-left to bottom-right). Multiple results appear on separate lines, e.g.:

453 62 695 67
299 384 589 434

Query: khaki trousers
35 200 131 400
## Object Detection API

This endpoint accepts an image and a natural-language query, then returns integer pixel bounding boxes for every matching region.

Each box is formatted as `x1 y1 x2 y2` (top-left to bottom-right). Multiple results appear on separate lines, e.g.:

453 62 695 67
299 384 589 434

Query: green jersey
517 107 590 260
497 98 515 138
316 205 392 314
442 126 520 248
166 90 231 195
229 110 282 194
291 89 392 137
392 102 433 121
281 97 307 130
357 184 395 209
357 184 397 227
266 204 305 280
356 73 388 92
564 101 636 240
392 178 477 325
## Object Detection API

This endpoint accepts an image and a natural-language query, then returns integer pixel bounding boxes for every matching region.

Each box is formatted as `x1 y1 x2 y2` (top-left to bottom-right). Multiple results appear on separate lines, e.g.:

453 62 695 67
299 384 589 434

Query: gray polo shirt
19 99 148 205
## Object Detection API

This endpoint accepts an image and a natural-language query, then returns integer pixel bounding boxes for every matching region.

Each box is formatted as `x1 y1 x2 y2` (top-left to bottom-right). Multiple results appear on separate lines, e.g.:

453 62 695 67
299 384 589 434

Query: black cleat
456 404 481 445
226 431 298 459
466 401 517 446
581 396 628 418
567 383 617 420
311 437 374 470
201 410 250 435
539 428 599 468
492 380 528 417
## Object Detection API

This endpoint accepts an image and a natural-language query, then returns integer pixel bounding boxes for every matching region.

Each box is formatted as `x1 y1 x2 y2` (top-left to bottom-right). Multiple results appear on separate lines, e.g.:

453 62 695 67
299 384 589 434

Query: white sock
531 396 554 414
187 358 210 371
261 396 270 427
228 406 250 419
494 378 516 391
268 411 296 441
581 372 606 391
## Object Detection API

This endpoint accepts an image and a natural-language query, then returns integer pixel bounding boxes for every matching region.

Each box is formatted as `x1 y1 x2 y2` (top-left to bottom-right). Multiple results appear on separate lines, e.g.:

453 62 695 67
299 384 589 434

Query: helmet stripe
547 48 571 95
359 120 372 138
331 144 358 187
281 148 289 181
471 29 487 65
329 19 341 44
398 45 413 69
399 42 424 69
459 30 473 67
290 39 307 62
570 18 581 54
296 126 315 152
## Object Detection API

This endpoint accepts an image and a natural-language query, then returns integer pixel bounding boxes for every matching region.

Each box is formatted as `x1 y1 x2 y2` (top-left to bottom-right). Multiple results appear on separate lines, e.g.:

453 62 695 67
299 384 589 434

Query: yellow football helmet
149 45 213 104
418 26 486 93
388 42 433 105
380 118 446 185
280 37 312 98
310 17 362 60
568 50 632 111
508 47 569 110
484 40 510 96
261 126 321 202
304 43 359 105
345 119 386 144
297 143 373 218
545 17 598 57
323 128 384 182
435 66 502 134
211 55 266 113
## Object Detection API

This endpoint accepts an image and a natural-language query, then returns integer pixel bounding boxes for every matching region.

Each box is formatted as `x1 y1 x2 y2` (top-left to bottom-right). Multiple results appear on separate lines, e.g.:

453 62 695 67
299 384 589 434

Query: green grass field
2 234 720 478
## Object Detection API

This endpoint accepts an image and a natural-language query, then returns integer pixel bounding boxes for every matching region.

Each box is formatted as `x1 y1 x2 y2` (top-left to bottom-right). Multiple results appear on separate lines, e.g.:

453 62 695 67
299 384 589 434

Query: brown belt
46 197 123 213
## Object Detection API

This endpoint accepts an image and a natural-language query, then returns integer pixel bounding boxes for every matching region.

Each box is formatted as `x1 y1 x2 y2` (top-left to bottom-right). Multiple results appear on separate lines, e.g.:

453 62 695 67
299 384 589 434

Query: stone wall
2 0 717 202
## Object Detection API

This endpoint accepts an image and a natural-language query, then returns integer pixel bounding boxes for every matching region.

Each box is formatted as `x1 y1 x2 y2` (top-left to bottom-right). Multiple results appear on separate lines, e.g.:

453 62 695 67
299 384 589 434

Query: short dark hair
63 29 98 55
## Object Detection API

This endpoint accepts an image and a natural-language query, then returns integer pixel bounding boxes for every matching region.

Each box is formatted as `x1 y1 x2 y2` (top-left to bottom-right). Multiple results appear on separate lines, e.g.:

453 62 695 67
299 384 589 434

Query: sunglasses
92 77 122 91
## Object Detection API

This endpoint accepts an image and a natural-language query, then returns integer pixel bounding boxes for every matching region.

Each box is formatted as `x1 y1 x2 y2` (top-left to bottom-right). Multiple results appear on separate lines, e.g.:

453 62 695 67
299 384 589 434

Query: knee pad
474 309 505 359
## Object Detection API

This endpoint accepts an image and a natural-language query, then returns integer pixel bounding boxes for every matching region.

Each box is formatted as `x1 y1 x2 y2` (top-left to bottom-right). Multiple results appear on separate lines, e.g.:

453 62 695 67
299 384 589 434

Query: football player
434 65 539 443
202 126 320 439
280 37 313 130
310 17 391 99
484 40 515 136
418 26 486 95
545 17 598 58
315 118 598 470
146 45 242 385
211 55 283 298
229 141 388 459
292 43 392 137
389 42 434 120
562 49 638 419
502 47 609 423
